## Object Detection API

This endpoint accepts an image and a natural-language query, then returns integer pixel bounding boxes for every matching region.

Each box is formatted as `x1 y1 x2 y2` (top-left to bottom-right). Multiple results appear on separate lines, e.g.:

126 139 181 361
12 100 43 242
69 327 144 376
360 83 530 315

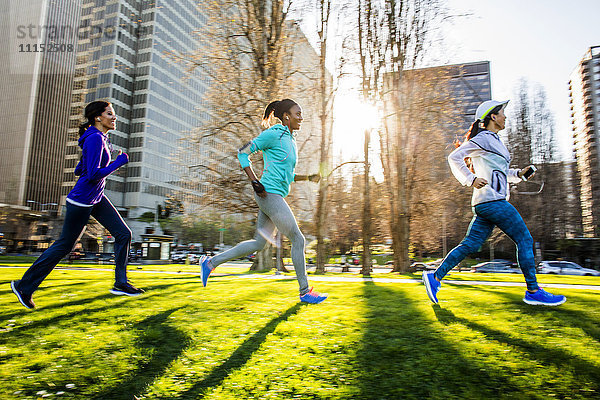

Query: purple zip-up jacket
67 126 128 206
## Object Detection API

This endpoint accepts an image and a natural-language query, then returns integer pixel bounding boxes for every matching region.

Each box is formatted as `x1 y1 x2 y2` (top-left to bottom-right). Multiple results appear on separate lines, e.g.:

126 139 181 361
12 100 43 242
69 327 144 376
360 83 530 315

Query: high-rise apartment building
64 0 208 240
569 45 600 237
0 0 80 209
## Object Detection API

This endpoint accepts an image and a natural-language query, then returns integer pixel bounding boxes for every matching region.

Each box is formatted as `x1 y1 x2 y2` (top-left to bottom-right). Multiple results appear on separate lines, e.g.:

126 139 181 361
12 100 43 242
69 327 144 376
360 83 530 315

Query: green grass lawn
1 267 599 400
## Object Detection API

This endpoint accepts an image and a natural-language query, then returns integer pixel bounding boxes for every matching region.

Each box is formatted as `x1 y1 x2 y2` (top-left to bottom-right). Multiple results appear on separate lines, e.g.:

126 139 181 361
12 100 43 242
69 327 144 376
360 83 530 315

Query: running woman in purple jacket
11 101 144 309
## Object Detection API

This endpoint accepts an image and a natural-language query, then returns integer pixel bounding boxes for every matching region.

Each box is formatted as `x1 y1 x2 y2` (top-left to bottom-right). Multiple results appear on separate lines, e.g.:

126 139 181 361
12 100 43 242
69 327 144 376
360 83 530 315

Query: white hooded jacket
448 130 522 206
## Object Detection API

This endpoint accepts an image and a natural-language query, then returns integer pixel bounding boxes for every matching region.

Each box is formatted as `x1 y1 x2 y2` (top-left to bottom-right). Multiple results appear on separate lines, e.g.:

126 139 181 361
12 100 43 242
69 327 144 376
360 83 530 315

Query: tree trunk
250 244 274 271
314 0 333 274
361 128 373 276
315 178 328 273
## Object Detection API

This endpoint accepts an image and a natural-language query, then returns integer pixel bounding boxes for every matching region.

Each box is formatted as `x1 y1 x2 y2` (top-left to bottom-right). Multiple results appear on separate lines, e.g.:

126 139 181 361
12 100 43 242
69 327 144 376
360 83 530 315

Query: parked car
538 261 600 276
67 251 83 261
408 262 437 272
96 252 115 262
188 253 201 264
471 261 520 273
340 254 360 265
171 252 201 264
171 251 188 263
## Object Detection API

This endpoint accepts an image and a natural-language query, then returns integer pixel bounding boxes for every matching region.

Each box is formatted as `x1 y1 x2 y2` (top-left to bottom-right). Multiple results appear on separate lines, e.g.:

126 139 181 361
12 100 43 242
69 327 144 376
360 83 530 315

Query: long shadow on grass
86 308 189 400
172 303 303 399
0 282 198 341
2 279 198 317
357 282 520 399
0 281 86 295
432 304 600 391
466 285 600 343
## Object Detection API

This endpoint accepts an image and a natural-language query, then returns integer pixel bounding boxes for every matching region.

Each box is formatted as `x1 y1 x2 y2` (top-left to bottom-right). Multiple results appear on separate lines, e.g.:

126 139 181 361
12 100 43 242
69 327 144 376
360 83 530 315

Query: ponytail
261 99 298 129
78 121 93 137
466 119 482 141
454 119 483 173
261 101 281 129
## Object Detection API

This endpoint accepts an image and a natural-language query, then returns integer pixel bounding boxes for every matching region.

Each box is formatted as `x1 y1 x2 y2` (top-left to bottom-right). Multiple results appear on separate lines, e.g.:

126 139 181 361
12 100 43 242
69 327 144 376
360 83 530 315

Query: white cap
475 100 509 121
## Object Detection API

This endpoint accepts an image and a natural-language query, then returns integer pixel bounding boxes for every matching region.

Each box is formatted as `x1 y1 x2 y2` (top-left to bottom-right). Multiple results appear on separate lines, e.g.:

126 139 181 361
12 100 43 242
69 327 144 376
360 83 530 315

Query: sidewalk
3 264 600 290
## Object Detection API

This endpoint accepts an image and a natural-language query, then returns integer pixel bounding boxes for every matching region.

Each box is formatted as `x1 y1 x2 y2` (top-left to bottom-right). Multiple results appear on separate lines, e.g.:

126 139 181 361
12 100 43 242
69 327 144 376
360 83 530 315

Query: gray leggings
210 192 309 295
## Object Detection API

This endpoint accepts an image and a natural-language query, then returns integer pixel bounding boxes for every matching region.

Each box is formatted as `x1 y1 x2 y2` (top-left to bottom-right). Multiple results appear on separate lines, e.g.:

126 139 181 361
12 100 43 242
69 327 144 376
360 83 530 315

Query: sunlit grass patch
1 268 598 399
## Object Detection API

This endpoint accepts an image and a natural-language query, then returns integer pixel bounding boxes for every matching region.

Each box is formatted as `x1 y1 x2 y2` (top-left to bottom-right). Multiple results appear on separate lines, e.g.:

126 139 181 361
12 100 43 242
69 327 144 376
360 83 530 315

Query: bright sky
439 0 600 160
329 0 599 167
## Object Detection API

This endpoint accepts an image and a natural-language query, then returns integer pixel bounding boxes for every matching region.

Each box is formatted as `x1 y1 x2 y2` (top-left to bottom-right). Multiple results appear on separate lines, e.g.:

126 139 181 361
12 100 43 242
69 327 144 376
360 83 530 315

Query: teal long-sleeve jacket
237 124 298 198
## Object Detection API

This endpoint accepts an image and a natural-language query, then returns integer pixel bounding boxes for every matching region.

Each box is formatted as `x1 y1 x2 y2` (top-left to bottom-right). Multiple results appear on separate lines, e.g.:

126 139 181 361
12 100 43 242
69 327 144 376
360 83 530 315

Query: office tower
447 61 492 130
64 0 208 240
569 45 600 237
417 61 492 131
0 0 80 209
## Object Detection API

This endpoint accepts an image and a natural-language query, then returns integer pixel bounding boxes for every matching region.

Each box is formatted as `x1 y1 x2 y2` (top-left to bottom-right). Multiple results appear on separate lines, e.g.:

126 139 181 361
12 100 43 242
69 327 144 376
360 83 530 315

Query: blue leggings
18 196 132 295
434 200 539 291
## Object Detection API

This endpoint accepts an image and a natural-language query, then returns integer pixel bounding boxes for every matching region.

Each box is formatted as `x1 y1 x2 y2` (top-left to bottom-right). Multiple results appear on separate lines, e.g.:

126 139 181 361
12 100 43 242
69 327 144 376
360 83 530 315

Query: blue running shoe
523 288 566 306
299 287 328 304
423 271 441 304
200 256 214 287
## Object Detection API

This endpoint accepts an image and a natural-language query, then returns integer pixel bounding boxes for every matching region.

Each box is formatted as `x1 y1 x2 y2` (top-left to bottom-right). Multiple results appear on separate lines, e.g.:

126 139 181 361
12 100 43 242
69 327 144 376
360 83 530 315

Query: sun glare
332 96 380 160
331 94 384 182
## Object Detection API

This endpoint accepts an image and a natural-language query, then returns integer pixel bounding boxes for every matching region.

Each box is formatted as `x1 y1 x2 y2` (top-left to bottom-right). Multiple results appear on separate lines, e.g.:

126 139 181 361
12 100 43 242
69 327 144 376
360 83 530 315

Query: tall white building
569 45 600 237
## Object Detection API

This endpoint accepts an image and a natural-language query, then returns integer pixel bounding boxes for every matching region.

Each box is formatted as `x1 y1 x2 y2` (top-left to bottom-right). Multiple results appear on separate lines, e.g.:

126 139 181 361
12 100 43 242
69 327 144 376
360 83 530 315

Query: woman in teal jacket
199 99 328 304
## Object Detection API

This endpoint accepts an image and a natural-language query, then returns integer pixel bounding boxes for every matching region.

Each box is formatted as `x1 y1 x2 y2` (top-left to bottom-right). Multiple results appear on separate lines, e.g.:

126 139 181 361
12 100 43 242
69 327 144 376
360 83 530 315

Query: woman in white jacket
423 100 565 306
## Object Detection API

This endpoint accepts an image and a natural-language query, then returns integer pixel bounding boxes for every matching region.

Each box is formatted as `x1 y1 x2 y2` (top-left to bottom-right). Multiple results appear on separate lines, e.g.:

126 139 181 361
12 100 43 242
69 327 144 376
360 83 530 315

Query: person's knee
290 231 305 248
458 239 480 254
253 236 268 251
520 232 534 249
114 227 132 243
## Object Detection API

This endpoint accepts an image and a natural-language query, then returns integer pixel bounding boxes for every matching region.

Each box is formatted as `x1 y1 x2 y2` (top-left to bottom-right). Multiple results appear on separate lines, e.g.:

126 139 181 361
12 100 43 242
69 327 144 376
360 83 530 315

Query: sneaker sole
300 296 328 304
422 274 438 304
523 297 566 306
11 281 34 309
109 289 143 297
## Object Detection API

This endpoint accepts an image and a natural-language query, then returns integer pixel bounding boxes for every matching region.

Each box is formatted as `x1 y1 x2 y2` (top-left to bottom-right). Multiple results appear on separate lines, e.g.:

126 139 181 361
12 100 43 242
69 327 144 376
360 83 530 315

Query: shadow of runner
91 308 189 400
0 281 198 324
357 281 521 400
0 282 199 347
0 281 85 295
469 286 600 343
172 302 303 400
432 304 600 395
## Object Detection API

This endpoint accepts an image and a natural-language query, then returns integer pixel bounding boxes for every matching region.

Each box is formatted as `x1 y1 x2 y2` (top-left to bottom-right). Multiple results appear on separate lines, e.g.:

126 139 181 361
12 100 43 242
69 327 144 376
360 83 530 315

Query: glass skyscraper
64 0 208 240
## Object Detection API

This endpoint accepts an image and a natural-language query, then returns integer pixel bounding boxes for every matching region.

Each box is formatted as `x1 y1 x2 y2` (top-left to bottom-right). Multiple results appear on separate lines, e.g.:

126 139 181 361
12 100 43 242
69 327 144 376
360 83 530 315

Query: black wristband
251 180 265 194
